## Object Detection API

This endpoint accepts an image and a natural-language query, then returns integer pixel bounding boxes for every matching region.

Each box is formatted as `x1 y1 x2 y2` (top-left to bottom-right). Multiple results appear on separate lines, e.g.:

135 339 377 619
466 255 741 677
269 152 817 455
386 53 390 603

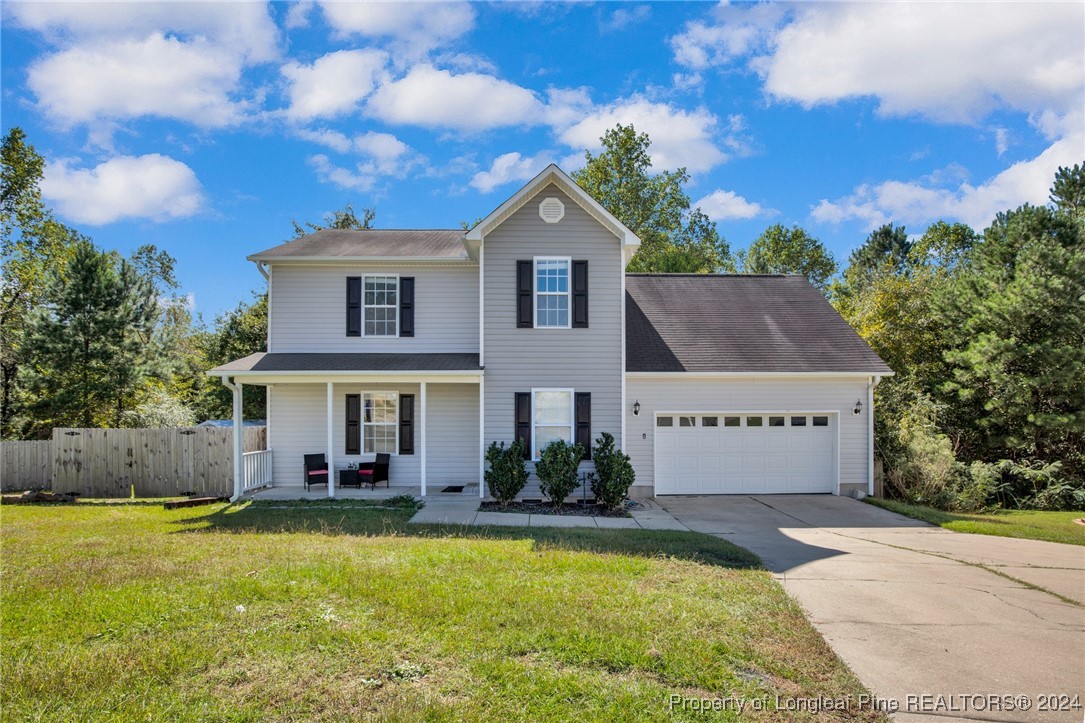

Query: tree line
3 125 1082 510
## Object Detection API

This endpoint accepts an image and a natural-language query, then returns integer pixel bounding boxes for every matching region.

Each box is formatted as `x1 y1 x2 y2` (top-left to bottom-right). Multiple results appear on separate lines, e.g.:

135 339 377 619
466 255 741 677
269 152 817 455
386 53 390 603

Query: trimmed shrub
535 439 584 505
591 432 635 510
485 439 528 505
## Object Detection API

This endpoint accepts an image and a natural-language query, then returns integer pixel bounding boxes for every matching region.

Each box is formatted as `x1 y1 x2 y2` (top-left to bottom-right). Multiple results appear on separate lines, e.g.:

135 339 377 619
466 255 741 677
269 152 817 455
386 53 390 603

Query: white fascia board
465 164 642 248
625 371 895 379
205 371 482 385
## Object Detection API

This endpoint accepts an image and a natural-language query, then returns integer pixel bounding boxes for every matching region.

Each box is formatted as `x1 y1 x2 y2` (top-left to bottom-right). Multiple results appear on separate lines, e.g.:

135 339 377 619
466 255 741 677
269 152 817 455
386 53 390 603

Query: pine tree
21 242 162 432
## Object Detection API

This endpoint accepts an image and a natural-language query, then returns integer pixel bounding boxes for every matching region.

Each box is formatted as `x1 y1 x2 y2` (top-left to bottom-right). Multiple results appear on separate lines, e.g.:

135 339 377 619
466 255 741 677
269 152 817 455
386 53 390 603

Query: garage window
769 416 785 427
813 416 829 426
657 416 673 427
679 416 696 427
724 416 740 427
747 416 763 427
702 416 718 427
791 416 807 426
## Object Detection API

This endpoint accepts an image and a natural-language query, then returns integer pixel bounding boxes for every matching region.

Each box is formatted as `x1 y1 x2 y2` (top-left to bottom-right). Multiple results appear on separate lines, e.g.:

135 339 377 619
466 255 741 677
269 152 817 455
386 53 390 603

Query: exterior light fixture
633 400 641 416
853 399 863 415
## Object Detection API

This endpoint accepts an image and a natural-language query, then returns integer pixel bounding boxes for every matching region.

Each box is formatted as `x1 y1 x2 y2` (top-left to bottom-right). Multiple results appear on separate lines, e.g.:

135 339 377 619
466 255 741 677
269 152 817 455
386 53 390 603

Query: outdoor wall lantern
853 399 863 415
633 400 641 416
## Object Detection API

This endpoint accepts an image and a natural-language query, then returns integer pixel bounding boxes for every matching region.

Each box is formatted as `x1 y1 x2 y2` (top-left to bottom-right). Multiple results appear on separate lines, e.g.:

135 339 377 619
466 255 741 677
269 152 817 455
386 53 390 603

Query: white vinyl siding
268 264 478 353
483 185 623 469
625 376 873 494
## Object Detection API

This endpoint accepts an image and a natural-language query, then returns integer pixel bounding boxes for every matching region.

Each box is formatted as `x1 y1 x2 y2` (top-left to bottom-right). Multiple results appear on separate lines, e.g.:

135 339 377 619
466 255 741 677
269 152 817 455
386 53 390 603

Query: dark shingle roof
626 275 891 374
211 352 481 373
248 229 469 261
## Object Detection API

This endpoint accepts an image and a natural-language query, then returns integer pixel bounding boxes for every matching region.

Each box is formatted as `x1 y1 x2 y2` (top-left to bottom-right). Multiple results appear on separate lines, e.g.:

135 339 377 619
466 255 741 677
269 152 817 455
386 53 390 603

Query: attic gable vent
539 197 565 224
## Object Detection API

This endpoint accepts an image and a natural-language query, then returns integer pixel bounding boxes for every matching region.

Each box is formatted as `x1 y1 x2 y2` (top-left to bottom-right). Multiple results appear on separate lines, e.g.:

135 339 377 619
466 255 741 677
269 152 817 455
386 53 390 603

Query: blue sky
2 1 1082 320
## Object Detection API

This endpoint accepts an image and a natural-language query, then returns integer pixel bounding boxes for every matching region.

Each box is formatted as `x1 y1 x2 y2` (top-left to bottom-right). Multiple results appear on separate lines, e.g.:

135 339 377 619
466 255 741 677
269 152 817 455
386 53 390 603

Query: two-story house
209 165 891 501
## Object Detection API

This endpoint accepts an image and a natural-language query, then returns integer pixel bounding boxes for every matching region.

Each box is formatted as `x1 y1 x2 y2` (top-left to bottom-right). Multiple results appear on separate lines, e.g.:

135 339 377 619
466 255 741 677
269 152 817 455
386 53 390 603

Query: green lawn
866 498 1085 546
0 500 883 721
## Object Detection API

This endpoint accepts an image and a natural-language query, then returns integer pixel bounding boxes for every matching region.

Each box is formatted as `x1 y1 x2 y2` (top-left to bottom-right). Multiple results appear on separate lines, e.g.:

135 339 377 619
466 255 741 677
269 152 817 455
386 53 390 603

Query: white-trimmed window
532 388 573 459
534 257 570 328
364 276 398 336
363 391 398 453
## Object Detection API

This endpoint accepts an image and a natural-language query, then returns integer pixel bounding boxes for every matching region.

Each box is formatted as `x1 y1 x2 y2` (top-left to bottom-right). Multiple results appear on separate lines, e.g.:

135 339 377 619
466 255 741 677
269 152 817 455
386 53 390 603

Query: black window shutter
345 394 361 454
514 392 532 459
516 260 533 328
399 394 415 455
572 260 589 328
346 277 362 337
399 277 414 337
575 392 591 460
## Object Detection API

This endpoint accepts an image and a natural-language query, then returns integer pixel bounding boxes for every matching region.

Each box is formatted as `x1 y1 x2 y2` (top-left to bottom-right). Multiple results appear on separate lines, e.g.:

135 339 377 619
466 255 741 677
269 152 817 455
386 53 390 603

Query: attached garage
654 412 835 495
623 274 893 499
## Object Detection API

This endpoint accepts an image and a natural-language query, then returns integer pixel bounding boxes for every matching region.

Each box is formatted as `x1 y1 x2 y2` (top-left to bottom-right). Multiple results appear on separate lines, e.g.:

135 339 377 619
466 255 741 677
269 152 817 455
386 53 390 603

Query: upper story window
365 276 398 336
535 257 570 328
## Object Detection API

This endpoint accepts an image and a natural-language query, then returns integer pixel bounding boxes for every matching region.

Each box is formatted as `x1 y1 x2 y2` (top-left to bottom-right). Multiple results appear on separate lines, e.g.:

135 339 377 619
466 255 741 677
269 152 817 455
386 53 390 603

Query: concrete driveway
659 495 1085 722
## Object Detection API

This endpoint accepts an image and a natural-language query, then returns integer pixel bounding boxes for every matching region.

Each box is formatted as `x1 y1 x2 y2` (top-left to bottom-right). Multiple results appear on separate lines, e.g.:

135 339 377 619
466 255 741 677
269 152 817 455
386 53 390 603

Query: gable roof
464 164 641 250
247 229 469 263
626 274 892 374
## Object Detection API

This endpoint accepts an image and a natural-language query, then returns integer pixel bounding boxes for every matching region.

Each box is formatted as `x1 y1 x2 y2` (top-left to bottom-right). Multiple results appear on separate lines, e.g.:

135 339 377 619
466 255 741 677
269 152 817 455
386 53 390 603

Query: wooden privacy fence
1 427 265 498
0 440 52 491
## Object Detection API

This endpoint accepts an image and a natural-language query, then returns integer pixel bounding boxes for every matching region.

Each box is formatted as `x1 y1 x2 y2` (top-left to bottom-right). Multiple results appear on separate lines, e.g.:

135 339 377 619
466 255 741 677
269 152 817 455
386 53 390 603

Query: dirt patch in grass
480 500 630 517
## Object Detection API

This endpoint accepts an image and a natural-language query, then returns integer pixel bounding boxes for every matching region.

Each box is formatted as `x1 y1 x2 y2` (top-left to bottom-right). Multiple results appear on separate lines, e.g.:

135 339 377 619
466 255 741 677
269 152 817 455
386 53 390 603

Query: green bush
591 432 635 510
485 439 528 505
534 439 584 505
883 405 961 508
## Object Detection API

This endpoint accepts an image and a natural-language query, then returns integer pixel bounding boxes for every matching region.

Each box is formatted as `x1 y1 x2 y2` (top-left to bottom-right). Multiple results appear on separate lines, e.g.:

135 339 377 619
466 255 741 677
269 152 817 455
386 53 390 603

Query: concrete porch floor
246 484 479 501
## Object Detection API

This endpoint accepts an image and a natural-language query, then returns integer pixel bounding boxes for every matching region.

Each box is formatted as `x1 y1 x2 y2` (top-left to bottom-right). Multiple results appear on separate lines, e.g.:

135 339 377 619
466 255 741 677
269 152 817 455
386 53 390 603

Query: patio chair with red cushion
357 453 390 489
303 453 329 490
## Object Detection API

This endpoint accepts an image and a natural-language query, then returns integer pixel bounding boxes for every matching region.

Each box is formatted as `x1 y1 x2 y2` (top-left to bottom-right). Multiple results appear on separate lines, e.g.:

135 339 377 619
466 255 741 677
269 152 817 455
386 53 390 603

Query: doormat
440 485 465 493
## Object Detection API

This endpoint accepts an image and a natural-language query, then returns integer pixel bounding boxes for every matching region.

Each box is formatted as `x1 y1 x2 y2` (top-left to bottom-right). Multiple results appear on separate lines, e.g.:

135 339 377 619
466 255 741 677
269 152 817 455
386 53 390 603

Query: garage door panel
656 413 834 495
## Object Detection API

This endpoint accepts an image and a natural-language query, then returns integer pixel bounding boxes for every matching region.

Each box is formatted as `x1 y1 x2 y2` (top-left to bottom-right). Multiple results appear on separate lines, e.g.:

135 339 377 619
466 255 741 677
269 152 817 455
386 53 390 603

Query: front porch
208 353 484 501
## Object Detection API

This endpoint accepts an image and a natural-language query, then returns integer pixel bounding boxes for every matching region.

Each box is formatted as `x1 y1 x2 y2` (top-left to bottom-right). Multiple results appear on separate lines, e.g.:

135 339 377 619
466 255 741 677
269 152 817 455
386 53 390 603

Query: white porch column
326 381 335 499
420 382 427 496
232 379 243 500
479 377 485 498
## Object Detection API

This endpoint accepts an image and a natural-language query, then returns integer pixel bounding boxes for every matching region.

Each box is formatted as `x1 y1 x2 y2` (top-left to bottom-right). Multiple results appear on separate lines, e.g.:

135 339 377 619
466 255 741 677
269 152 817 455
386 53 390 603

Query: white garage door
655 413 835 495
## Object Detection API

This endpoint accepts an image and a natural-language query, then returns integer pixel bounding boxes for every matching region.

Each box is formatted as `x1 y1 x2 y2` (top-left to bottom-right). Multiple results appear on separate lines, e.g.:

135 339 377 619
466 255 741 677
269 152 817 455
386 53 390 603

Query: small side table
339 469 360 489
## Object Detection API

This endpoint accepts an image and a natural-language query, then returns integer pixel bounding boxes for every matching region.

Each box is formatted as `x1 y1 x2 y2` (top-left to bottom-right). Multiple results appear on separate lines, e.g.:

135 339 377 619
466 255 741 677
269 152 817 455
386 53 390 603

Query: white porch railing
242 449 273 491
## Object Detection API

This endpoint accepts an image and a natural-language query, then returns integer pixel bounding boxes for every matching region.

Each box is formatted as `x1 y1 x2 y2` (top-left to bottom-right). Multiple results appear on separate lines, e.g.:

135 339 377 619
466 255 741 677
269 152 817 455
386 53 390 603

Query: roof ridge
626 273 799 278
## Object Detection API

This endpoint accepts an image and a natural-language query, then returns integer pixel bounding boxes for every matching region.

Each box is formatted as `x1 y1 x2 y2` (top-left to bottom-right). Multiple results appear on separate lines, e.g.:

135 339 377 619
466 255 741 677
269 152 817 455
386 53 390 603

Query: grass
866 498 1085 546
1 500 884 722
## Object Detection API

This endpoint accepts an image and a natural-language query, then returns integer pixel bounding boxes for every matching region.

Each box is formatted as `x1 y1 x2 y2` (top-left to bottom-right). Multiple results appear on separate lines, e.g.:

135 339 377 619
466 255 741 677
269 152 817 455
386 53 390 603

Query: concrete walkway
660 495 1085 722
409 496 688 530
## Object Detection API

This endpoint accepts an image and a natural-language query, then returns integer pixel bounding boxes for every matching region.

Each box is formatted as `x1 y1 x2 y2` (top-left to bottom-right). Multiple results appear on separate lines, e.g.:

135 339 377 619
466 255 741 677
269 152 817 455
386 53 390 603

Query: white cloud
470 152 554 193
28 33 249 128
42 154 204 225
760 3 1084 130
14 2 281 135
284 1 315 30
556 96 726 172
367 64 544 131
811 133 1084 231
670 2 787 71
992 127 1011 157
281 49 388 121
694 189 770 221
319 1 475 61
306 132 425 192
600 5 651 33
6 1 280 62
